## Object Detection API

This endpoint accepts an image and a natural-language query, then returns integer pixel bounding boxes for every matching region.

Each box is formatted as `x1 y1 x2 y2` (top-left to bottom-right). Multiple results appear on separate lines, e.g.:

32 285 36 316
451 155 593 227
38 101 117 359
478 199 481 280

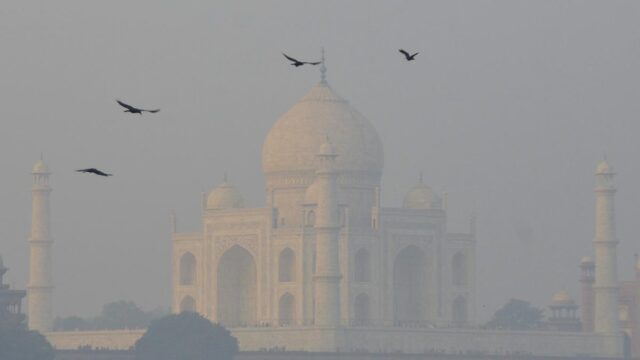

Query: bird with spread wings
399 49 419 61
76 168 113 177
282 53 321 67
116 100 160 114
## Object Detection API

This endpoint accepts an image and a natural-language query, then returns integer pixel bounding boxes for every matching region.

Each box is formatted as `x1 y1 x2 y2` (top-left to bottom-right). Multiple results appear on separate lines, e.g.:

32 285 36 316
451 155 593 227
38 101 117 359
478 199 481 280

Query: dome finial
223 171 228 183
419 171 424 184
320 47 327 84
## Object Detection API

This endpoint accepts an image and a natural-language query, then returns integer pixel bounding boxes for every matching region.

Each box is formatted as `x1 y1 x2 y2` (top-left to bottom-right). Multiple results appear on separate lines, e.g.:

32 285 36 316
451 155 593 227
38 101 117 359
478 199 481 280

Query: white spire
592 160 621 340
28 158 54 332
320 47 327 84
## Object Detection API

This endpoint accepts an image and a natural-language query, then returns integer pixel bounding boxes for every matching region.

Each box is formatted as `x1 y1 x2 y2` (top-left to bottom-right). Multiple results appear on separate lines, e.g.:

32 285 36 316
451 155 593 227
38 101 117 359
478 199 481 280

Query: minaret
27 158 54 332
592 160 620 335
313 140 341 327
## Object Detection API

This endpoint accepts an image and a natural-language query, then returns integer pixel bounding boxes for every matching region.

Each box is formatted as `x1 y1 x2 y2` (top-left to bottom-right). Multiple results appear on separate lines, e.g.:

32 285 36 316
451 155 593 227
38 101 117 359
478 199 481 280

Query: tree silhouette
0 315 54 360
135 312 238 360
54 300 168 330
486 299 544 330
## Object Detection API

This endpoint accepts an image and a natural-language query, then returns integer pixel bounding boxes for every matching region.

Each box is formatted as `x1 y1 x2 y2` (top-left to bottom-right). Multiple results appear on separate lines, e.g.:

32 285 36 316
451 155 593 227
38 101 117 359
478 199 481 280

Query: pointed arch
452 295 467 326
306 210 316 227
180 252 196 286
393 245 427 326
354 293 371 326
354 248 371 282
217 245 257 327
452 251 467 287
279 248 295 282
180 296 196 313
279 293 295 326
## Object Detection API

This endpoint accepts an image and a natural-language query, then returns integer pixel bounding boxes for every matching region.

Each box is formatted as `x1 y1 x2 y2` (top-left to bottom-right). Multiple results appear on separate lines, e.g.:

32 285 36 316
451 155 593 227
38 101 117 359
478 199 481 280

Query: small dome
403 178 433 209
207 181 244 210
596 160 612 174
552 291 575 306
580 256 594 265
32 159 50 174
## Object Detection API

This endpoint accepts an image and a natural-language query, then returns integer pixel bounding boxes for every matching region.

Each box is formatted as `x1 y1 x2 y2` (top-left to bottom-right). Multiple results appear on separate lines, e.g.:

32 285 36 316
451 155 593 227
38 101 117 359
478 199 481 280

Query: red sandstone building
0 255 26 323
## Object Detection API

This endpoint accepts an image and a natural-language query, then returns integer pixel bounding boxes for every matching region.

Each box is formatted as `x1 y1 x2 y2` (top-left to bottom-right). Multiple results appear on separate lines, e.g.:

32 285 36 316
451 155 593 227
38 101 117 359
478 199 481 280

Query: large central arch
393 245 427 326
217 245 257 327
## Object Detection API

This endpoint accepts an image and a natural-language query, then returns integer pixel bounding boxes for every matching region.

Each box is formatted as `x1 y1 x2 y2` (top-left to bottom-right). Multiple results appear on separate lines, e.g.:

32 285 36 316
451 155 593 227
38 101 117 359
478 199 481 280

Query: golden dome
32 159 50 174
552 291 575 306
262 81 383 177
207 181 244 210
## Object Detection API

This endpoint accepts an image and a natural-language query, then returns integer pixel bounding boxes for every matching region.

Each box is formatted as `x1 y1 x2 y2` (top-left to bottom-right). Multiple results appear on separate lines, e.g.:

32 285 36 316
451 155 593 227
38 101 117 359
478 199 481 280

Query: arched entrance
452 295 467 326
217 245 257 327
393 245 427 326
279 293 295 326
180 296 196 313
354 293 371 326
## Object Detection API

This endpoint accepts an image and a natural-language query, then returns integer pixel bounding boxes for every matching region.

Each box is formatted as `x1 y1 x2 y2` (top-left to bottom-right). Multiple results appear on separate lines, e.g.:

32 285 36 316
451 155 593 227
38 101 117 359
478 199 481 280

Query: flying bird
116 100 160 114
399 49 419 61
282 53 321 67
76 168 113 177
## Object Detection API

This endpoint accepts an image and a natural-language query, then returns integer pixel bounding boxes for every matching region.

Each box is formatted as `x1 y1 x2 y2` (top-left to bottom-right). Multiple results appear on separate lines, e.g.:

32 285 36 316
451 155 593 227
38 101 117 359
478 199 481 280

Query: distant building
34 63 625 358
546 291 580 332
0 254 27 323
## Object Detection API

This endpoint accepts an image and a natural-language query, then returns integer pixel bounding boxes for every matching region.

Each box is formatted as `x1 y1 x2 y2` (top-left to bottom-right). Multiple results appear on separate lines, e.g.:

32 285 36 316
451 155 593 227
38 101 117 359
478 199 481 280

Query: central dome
262 81 384 177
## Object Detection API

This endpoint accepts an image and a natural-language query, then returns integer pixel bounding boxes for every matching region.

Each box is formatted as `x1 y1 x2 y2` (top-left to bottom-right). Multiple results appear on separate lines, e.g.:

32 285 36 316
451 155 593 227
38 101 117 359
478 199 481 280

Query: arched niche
217 245 257 327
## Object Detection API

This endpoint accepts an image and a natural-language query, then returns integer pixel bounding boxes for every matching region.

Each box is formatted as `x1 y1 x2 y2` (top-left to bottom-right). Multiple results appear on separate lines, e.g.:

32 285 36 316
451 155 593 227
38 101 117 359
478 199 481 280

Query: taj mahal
171 66 475 330
22 64 629 358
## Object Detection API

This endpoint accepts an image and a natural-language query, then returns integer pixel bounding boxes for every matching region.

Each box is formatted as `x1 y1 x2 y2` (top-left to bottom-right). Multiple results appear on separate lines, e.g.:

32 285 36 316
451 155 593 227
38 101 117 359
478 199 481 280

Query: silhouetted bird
399 49 419 61
76 168 113 177
116 100 160 114
282 53 321 67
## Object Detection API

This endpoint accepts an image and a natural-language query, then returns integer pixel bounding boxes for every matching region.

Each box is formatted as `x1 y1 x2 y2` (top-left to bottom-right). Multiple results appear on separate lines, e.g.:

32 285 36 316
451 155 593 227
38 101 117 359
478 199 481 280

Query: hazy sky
2 1 640 321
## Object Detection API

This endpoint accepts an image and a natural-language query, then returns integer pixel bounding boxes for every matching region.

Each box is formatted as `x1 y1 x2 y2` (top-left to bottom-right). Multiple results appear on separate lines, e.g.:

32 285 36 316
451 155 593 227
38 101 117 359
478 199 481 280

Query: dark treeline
54 300 168 331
